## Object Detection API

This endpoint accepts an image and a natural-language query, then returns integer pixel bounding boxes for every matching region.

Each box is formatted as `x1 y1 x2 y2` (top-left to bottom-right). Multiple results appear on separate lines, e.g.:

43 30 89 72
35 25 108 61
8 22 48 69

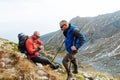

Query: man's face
34 32 40 39
60 24 68 32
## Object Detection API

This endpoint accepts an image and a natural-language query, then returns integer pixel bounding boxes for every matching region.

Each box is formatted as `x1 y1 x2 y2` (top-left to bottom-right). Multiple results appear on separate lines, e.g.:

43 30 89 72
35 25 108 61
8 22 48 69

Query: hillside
40 10 120 79
70 11 120 76
0 38 118 80
0 38 61 80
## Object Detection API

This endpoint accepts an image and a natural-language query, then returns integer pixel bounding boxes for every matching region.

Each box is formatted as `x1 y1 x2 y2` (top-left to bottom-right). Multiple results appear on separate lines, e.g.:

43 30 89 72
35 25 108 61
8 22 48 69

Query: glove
72 50 78 54
34 46 41 52
37 46 41 51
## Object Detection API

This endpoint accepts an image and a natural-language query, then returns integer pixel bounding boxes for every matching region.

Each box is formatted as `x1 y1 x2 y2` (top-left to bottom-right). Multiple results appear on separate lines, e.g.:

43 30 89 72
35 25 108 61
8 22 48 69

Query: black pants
30 56 52 65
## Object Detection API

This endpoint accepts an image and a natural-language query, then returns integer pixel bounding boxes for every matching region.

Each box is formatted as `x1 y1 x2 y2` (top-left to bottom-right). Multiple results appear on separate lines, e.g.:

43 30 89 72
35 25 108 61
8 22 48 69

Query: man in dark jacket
59 20 86 80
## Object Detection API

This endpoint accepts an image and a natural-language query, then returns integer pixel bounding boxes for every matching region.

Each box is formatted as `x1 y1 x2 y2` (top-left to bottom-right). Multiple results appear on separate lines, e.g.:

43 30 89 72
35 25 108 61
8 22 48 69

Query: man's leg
71 54 78 74
31 56 51 64
31 56 59 69
62 53 72 79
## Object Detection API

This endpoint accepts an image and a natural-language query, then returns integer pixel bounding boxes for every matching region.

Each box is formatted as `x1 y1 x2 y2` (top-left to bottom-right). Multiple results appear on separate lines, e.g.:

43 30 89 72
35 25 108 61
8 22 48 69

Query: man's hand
33 46 41 53
34 46 40 52
39 45 44 52
71 46 78 54
71 46 77 51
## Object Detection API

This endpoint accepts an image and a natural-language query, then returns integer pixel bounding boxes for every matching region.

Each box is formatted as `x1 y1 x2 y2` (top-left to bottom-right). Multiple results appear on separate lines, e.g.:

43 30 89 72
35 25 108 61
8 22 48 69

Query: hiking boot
67 73 73 80
50 64 59 70
72 70 78 74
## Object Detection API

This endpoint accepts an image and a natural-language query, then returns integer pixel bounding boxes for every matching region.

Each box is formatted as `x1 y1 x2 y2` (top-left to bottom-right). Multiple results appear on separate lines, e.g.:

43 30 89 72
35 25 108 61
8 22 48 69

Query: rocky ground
0 38 118 80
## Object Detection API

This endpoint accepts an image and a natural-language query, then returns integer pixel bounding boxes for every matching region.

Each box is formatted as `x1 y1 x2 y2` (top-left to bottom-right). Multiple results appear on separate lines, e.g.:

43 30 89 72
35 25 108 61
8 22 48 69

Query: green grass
3 41 18 52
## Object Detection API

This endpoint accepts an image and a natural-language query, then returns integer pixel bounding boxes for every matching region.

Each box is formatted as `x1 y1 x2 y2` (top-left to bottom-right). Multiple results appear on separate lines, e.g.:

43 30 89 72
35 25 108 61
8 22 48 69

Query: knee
46 59 51 64
62 59 64 64
62 58 68 65
62 59 65 65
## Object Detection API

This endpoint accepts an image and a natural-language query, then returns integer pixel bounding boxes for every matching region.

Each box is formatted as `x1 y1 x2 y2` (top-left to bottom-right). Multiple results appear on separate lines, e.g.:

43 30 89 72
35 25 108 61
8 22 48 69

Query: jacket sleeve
36 40 43 45
72 28 86 49
25 39 36 55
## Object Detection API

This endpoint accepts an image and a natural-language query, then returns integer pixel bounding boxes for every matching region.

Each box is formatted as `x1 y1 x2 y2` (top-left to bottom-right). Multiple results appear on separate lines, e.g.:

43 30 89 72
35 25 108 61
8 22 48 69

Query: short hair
33 31 39 36
59 20 68 26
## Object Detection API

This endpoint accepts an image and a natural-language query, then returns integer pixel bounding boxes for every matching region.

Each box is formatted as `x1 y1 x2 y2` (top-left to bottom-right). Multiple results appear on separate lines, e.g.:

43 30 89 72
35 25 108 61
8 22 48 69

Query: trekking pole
51 42 64 62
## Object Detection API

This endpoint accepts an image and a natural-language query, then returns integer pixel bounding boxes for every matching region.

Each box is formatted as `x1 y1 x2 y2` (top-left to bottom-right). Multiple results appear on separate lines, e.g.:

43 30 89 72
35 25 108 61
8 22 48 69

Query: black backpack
18 33 29 55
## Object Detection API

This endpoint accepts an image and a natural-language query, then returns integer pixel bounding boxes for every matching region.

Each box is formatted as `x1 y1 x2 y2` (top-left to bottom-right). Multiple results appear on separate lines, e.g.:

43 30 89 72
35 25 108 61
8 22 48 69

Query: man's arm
72 28 86 49
37 40 44 52
37 40 43 45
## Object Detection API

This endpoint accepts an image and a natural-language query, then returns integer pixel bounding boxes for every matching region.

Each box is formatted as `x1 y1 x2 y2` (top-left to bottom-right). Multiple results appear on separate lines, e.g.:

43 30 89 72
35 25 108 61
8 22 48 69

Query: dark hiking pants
30 56 59 69
30 56 52 65
62 53 78 76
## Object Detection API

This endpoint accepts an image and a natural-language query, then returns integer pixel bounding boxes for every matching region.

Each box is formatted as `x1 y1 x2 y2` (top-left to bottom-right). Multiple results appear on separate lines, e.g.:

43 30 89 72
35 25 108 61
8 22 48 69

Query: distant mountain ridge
41 10 120 76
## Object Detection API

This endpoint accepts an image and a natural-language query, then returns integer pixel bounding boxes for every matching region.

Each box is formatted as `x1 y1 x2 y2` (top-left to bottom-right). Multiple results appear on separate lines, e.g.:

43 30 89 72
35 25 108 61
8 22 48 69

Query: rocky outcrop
0 38 60 80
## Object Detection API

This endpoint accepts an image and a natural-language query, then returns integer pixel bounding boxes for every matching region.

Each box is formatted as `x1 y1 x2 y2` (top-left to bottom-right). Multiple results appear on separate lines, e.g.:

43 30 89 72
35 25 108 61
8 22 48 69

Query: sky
0 0 120 43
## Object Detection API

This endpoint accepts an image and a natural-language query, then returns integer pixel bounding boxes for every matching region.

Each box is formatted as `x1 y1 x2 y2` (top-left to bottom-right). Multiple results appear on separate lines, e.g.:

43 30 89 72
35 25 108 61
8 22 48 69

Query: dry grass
43 66 60 80
15 57 39 80
0 39 119 80
0 50 118 80
0 48 60 80
114 74 120 80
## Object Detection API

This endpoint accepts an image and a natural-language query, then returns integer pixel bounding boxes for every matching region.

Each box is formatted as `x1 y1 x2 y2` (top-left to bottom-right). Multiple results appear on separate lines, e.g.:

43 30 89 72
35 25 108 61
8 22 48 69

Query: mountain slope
41 10 120 77
0 38 116 80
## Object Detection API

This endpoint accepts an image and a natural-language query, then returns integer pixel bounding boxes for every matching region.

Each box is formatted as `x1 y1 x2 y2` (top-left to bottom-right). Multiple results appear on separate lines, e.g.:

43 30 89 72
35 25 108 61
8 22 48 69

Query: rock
70 77 78 80
2 58 11 63
39 76 48 80
83 73 94 80
6 67 15 73
37 70 47 76
85 78 89 80
0 62 5 67
36 63 43 68
83 73 91 78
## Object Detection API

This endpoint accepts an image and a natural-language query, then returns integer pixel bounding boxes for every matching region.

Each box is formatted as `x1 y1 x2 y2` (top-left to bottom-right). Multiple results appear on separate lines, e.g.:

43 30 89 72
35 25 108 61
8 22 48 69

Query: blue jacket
63 24 86 53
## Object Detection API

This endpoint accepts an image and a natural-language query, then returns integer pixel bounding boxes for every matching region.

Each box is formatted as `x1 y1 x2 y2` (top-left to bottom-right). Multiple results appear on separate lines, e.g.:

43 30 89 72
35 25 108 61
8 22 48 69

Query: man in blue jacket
59 20 86 80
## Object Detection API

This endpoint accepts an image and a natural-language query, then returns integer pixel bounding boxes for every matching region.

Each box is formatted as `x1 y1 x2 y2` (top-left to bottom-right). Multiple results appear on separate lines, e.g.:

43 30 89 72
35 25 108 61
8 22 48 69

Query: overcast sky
0 0 120 43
